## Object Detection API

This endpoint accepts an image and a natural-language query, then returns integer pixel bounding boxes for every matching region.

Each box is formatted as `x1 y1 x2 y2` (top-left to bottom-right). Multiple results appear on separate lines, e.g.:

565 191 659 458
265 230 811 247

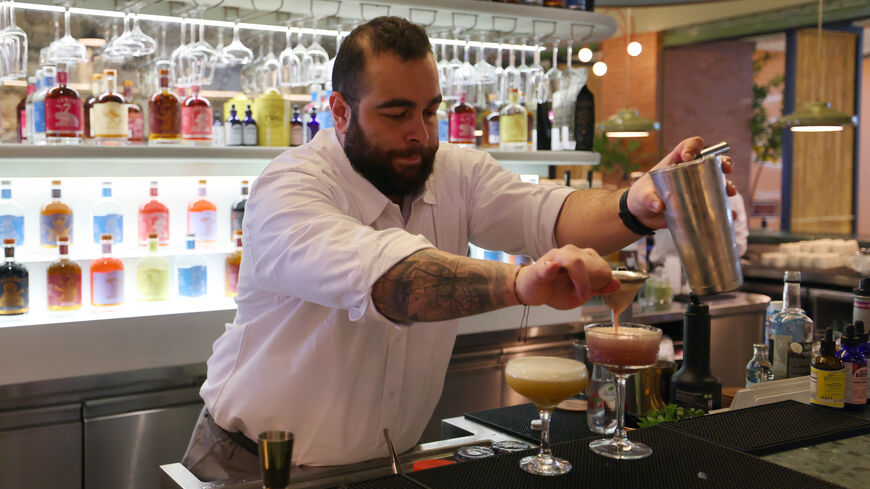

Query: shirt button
388 391 395 400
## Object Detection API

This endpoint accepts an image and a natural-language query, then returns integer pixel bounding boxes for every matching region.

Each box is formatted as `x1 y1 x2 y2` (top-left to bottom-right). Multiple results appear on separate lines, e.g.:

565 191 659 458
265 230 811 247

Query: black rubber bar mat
659 400 870 456
464 403 594 445
338 474 426 489
408 425 846 489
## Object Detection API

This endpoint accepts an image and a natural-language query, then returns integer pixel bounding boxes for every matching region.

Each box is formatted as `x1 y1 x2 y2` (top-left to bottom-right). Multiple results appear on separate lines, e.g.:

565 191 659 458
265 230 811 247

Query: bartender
182 16 735 480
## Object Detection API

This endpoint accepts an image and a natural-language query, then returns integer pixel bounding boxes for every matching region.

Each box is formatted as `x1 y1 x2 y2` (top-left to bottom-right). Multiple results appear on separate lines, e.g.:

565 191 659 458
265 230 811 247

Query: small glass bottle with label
745 344 774 388
226 104 243 146
138 181 169 246
137 233 170 302
811 328 845 408
123 80 145 144
40 180 73 248
182 84 213 146
769 271 814 379
837 324 867 410
499 88 528 151
90 234 124 310
290 106 304 147
45 62 83 144
31 66 56 146
47 236 81 312
83 73 103 142
17 77 35 143
188 179 217 248
0 238 28 316
91 182 123 245
0 180 25 246
26 69 43 145
226 230 242 297
449 90 476 148
148 67 181 144
242 105 257 146
231 180 249 239
92 69 129 145
177 233 207 299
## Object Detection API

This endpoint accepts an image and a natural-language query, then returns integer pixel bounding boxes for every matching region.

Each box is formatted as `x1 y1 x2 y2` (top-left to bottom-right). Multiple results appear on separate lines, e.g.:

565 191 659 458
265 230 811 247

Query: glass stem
234 21 241 43
64 6 72 37
538 408 553 460
9 0 15 28
614 374 629 446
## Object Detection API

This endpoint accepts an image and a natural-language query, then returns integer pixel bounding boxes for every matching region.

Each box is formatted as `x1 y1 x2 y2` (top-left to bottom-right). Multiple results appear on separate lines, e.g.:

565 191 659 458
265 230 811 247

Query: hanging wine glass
240 38 264 96
113 11 146 57
305 18 330 85
187 16 217 85
100 19 131 64
1 0 27 78
169 18 190 87
324 28 343 86
219 20 253 66
528 42 547 105
46 5 88 65
291 25 311 85
474 34 498 103
137 23 169 95
278 25 300 88
453 36 479 108
255 33 280 92
128 8 156 56
498 41 521 104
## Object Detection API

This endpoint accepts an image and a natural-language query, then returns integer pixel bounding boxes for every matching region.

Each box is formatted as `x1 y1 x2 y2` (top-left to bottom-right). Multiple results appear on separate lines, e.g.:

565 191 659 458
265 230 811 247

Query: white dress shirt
200 129 574 466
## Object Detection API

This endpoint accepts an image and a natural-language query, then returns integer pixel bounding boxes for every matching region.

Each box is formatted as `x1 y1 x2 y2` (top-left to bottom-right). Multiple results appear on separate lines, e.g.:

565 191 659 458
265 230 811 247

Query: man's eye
424 110 437 118
383 111 405 119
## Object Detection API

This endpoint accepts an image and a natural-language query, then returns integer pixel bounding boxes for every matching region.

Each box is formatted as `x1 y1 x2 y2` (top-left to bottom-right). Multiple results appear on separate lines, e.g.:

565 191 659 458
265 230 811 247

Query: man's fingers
721 155 733 174
593 279 621 295
680 137 705 162
726 180 737 197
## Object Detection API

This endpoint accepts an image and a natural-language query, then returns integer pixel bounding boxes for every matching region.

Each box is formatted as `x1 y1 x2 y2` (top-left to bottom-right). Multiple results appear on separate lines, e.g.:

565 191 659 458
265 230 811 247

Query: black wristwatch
619 190 655 236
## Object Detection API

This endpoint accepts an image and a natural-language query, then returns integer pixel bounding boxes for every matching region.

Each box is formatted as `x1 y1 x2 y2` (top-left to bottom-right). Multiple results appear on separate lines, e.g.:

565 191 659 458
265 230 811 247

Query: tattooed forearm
372 248 517 323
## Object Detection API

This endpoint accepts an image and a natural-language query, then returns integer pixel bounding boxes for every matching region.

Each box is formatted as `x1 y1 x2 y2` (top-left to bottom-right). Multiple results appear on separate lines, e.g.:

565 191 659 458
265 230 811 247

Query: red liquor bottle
449 89 476 148
45 62 83 145
123 80 145 144
182 84 212 146
148 67 181 144
138 181 169 246
17 77 35 143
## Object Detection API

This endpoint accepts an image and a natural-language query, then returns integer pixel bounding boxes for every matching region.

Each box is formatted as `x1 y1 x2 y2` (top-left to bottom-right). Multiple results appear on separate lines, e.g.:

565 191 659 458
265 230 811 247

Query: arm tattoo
372 249 513 323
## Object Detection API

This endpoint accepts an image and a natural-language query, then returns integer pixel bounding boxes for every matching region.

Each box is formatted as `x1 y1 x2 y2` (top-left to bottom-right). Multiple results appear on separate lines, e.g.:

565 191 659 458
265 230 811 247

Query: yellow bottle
253 89 289 147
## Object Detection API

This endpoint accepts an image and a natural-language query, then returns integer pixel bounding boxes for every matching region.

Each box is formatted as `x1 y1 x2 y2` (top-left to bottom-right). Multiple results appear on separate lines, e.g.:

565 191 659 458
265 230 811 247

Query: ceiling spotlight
578 47 593 63
592 61 607 77
627 41 642 57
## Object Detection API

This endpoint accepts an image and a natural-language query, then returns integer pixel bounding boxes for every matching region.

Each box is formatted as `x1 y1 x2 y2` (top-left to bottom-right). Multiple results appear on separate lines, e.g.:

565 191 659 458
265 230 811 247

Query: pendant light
599 8 658 138
780 0 857 132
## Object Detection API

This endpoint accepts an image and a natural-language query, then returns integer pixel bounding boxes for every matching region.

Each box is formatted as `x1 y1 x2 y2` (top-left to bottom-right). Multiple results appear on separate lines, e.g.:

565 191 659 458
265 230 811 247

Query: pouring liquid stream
602 281 644 331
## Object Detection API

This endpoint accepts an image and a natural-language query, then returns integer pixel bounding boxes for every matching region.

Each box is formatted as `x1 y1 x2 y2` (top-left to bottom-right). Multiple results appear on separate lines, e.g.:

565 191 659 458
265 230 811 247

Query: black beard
342 115 438 197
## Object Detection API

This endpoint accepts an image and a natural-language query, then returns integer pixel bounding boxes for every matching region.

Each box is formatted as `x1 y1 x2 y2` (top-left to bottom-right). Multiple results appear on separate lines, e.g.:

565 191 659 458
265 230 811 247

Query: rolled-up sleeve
466 152 574 259
244 167 434 322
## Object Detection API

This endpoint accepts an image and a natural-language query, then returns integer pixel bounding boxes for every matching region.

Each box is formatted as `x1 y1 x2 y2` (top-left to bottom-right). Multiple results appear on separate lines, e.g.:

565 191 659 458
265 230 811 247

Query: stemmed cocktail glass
504 356 588 476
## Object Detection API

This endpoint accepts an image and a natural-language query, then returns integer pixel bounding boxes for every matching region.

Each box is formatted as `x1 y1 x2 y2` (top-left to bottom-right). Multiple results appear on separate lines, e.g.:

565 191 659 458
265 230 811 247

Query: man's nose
405 113 430 144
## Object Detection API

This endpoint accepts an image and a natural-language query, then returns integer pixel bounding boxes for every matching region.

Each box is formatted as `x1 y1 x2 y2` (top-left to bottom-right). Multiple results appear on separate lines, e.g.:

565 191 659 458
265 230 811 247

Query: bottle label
19 108 27 140
182 106 213 138
845 363 867 405
46 96 83 133
129 111 145 141
228 125 243 146
226 263 240 296
92 102 129 138
48 272 82 308
500 114 527 144
0 215 25 245
810 366 845 407
487 120 500 144
148 102 181 138
674 389 714 411
231 209 244 237
41 213 73 247
178 265 207 297
33 101 46 133
770 336 812 379
449 112 475 143
93 214 123 244
0 274 28 314
242 124 258 146
92 270 124 306
189 210 217 242
137 266 169 301
438 118 449 142
291 126 304 146
139 210 169 244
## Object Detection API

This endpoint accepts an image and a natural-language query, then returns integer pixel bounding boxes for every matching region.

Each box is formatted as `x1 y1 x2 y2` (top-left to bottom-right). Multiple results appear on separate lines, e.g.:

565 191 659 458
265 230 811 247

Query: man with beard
182 16 734 479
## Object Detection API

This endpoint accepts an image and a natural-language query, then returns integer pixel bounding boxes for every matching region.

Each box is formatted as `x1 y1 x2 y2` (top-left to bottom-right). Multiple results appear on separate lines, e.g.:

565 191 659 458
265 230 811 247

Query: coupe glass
219 20 253 66
128 10 156 56
46 6 87 64
114 12 146 57
584 322 662 459
1 0 27 78
504 356 588 476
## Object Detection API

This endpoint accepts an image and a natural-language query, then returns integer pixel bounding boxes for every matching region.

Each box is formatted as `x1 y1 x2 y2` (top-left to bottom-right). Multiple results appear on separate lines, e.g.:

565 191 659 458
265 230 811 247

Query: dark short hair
332 16 433 106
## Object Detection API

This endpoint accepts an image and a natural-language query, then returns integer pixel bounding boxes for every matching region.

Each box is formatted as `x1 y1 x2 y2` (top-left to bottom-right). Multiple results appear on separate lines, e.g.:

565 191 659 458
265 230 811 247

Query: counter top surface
763 431 870 489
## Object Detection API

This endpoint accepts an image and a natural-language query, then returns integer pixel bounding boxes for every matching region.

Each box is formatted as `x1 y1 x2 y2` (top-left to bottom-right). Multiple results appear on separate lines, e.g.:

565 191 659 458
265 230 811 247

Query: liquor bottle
745 344 774 388
290 105 304 147
574 84 595 151
212 111 224 147
231 180 249 239
449 90 476 148
769 271 814 379
47 235 81 311
226 104 243 146
499 89 528 151
481 94 499 148
0 180 25 246
90 234 124 308
177 233 207 298
123 80 145 144
437 101 449 143
92 69 128 145
148 68 181 144
188 179 217 247
520 93 535 150
26 69 43 145
40 180 73 248
226 230 242 297
137 233 170 301
307 108 320 142
182 84 213 146
0 238 28 316
17 77 35 143
543 0 564 7
82 73 103 142
854 277 870 327
811 328 844 408
242 105 258 146
32 66 57 146
253 88 289 147
91 182 124 245
138 181 169 246
670 294 722 411
45 62 83 145
837 325 867 409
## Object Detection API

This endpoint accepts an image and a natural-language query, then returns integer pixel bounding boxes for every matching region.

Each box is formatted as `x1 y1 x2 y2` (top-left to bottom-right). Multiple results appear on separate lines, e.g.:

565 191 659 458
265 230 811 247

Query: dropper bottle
810 327 845 409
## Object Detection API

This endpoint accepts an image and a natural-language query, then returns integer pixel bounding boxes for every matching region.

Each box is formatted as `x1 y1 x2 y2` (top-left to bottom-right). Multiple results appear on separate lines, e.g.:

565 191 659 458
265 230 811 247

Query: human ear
330 92 352 135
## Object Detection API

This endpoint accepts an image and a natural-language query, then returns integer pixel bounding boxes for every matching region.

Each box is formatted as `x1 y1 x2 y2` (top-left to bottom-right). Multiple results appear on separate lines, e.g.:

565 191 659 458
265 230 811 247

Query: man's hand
515 245 620 309
626 137 737 230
